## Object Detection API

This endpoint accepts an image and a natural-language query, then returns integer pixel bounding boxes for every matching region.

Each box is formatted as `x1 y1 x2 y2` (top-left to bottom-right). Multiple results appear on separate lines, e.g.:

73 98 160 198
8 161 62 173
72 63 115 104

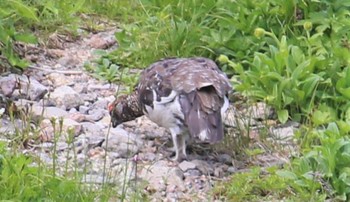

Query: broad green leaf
312 110 330 126
265 72 283 81
276 170 297 180
102 58 110 68
277 109 288 124
291 46 305 64
337 121 350 134
326 122 340 137
9 0 38 21
302 74 322 97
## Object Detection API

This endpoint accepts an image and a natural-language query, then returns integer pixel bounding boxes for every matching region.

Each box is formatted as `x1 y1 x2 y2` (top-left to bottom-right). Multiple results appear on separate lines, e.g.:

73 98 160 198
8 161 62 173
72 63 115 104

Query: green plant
0 141 98 201
213 166 325 201
85 56 139 94
0 0 38 70
281 122 350 201
225 30 331 123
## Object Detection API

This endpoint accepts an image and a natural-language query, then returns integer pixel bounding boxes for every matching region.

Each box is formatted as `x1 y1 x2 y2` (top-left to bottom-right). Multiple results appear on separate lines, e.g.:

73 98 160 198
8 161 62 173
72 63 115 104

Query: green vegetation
2 0 350 201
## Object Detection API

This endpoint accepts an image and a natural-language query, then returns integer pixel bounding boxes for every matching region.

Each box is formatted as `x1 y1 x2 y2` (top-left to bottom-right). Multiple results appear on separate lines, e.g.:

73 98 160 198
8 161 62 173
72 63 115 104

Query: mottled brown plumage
109 57 232 161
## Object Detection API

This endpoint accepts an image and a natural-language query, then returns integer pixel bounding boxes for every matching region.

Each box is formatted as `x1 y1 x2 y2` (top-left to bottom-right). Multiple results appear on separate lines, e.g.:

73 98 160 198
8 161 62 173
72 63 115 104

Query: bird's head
108 93 143 128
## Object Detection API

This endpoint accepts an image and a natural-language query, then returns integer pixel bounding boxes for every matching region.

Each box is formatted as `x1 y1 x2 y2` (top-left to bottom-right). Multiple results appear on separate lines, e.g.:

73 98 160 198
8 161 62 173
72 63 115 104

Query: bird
108 57 232 162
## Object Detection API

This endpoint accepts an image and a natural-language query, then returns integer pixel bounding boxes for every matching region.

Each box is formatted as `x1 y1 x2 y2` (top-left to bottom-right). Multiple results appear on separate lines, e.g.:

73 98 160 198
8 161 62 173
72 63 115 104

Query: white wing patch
221 96 229 118
144 90 184 129
198 130 209 141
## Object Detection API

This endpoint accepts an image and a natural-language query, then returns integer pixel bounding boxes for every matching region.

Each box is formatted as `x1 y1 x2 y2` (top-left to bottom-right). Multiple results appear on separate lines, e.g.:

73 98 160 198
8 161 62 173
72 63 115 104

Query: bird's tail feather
179 87 224 143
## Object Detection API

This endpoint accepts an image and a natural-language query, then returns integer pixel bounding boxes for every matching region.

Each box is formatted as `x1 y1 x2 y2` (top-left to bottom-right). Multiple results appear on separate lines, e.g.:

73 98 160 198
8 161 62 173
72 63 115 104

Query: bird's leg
178 134 188 159
169 129 186 162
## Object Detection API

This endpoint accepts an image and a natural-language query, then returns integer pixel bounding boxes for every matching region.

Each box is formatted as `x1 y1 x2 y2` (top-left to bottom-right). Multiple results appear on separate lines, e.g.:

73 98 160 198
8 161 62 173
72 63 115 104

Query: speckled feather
109 57 232 147
138 57 231 113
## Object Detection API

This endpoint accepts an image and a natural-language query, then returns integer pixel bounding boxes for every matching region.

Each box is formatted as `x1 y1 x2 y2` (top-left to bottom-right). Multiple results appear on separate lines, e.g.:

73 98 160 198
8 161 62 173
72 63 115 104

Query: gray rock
0 119 23 135
139 152 156 162
0 74 16 96
85 109 105 121
88 33 116 49
246 102 273 120
184 169 201 177
217 153 233 165
191 159 214 175
102 128 142 158
87 83 113 91
49 86 83 109
17 75 48 101
227 166 236 173
140 160 184 191
30 106 68 119
74 85 88 94
57 55 79 67
80 93 98 102
39 118 82 142
270 121 299 144
91 99 108 110
81 122 105 146
47 73 73 87
82 122 103 136
79 106 89 114
179 160 197 172
69 108 77 113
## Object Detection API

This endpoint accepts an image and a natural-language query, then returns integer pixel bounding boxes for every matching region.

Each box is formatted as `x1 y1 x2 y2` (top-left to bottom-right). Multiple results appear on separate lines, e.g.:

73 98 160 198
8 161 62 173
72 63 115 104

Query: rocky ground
0 29 297 201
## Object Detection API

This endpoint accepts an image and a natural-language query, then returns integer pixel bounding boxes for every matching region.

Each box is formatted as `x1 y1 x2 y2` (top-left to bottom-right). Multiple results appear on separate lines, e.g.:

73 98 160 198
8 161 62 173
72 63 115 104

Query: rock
224 105 259 128
98 116 111 127
87 147 105 158
47 73 73 87
130 116 168 139
139 152 157 162
80 93 98 102
227 166 236 173
82 122 103 135
0 74 16 96
214 164 227 178
140 160 184 191
85 109 105 121
217 153 233 165
57 55 80 67
179 161 197 172
30 106 68 119
39 118 82 142
191 160 214 175
88 33 116 49
0 119 23 135
91 99 108 110
270 121 299 144
102 128 142 158
79 106 89 114
184 169 201 177
46 49 65 58
247 102 273 120
223 105 237 127
74 85 88 94
49 86 83 109
17 75 48 101
87 83 113 91
67 113 87 122
81 122 105 146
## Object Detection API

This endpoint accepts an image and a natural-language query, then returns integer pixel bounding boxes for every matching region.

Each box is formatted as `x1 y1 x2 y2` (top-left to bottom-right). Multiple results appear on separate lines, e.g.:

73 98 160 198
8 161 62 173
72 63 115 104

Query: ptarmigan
108 57 232 162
